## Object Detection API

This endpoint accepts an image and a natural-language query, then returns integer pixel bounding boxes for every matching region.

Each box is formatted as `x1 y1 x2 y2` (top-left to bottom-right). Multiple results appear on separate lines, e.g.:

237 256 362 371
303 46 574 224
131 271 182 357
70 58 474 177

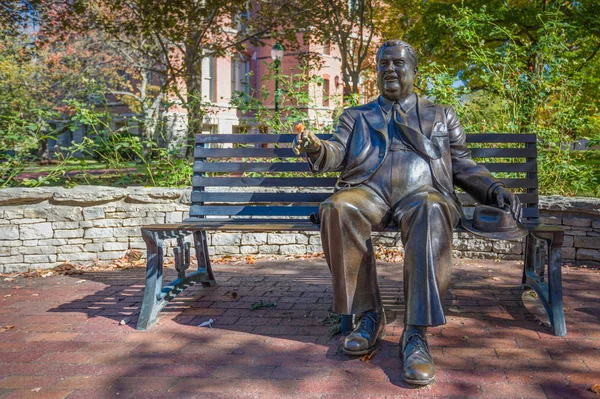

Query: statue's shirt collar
378 93 417 115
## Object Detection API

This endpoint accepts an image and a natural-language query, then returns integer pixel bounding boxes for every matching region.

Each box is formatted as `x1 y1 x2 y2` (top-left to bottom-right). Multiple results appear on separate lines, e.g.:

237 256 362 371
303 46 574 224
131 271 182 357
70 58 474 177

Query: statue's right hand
293 124 321 155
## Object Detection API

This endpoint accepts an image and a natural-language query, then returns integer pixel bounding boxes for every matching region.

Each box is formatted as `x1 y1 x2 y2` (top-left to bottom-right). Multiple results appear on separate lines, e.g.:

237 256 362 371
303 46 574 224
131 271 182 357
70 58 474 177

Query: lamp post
270 42 284 113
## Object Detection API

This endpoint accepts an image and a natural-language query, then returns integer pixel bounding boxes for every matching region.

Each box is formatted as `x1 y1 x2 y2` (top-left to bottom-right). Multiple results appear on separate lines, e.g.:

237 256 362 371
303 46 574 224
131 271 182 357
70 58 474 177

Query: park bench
136 132 566 337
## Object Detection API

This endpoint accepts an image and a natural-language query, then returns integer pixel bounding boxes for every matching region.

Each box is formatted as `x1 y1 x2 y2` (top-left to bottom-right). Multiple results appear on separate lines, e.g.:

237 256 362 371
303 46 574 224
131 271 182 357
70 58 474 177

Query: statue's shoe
343 310 386 355
401 331 436 385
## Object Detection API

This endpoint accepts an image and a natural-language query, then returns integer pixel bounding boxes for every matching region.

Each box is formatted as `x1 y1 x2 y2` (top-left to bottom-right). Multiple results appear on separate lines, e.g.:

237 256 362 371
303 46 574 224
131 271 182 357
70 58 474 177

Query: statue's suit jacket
309 96 502 209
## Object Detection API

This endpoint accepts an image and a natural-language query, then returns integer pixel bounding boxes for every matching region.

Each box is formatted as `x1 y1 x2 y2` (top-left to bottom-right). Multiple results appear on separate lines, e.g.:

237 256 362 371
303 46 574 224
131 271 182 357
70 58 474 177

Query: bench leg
137 229 165 330
137 229 217 331
194 231 215 287
522 229 567 336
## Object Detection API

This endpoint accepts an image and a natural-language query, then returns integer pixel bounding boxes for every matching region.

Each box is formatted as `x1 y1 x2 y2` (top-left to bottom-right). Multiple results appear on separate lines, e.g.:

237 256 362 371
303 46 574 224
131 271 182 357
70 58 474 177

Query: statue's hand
293 123 321 155
492 186 522 222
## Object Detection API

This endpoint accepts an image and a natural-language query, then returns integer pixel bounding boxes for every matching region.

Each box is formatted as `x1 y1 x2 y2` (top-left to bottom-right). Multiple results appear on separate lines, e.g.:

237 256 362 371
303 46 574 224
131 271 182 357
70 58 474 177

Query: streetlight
270 42 284 113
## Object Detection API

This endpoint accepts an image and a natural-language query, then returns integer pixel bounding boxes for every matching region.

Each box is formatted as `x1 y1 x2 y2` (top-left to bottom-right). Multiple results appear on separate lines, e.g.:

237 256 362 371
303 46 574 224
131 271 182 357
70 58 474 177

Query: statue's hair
376 40 418 68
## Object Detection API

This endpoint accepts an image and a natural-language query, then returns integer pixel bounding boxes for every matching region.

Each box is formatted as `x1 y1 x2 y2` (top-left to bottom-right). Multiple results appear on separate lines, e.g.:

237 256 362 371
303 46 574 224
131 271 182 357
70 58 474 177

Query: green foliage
231 61 337 134
417 3 600 197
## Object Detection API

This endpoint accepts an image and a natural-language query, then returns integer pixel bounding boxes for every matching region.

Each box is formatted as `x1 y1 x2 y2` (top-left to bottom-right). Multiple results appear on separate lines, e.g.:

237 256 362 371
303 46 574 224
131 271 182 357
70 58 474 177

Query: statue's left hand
492 186 522 222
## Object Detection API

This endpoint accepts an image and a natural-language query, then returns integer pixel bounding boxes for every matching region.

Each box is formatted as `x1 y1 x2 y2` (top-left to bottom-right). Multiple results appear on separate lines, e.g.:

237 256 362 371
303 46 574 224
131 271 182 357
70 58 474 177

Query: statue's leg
319 185 390 315
395 186 460 327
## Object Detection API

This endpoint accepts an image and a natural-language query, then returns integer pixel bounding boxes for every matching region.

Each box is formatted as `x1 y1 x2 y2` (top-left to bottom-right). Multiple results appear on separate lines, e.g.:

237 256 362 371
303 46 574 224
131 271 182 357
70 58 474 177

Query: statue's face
376 46 417 101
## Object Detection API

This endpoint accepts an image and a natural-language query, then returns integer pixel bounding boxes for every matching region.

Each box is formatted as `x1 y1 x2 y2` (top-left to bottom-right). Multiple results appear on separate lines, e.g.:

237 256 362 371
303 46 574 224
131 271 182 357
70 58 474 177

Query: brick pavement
0 258 599 399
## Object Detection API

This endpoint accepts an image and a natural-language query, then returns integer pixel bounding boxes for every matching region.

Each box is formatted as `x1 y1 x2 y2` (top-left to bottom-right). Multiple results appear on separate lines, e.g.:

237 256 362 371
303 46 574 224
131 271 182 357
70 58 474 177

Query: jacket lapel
417 96 439 139
363 104 388 142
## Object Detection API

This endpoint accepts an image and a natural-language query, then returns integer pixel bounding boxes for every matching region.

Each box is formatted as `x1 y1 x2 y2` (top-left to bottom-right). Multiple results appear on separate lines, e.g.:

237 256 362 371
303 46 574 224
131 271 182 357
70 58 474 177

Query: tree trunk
184 34 204 158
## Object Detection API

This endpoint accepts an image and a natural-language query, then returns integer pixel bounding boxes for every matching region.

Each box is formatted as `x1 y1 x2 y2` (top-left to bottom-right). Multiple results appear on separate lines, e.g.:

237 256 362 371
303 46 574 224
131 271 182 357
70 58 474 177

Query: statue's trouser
320 184 461 326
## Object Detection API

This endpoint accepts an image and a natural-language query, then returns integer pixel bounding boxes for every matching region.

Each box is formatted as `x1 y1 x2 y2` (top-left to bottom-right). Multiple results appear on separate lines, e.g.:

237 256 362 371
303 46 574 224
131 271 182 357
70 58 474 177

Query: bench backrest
188 133 539 223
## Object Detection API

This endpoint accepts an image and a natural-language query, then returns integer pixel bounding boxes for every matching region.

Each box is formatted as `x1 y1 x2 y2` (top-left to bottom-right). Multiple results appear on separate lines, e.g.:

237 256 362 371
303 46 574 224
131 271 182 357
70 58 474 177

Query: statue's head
376 40 418 101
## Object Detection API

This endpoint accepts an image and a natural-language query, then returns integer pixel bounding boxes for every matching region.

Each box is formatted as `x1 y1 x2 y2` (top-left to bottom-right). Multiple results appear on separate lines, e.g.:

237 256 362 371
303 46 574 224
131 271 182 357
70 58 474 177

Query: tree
64 0 310 154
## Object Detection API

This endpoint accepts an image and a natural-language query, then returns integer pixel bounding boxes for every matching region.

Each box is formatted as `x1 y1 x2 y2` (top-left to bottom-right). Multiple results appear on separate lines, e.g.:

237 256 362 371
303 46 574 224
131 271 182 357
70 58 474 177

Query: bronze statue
294 40 521 386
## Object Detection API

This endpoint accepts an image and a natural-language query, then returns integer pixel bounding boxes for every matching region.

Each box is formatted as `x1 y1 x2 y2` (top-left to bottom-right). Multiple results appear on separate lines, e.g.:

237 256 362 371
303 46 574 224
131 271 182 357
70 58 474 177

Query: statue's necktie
392 102 442 160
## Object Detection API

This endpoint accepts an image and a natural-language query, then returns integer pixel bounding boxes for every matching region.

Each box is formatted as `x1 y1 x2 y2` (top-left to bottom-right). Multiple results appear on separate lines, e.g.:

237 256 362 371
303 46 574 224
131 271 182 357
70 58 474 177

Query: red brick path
0 258 598 398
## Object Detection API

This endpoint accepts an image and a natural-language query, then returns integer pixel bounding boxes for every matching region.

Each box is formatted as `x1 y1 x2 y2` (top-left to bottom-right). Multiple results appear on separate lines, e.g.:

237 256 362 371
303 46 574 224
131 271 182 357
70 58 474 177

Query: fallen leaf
492 277 500 281
245 255 257 265
361 350 377 362
75 280 86 284
119 317 132 326
31 387 41 392
231 292 238 299
591 384 600 394
0 325 16 333
198 319 214 328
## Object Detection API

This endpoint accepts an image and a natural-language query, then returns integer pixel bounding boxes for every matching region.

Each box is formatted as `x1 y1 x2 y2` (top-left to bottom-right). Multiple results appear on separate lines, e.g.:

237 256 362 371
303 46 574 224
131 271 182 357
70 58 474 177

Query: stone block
129 241 146 250
307 245 323 253
268 233 296 245
493 240 523 254
574 236 600 250
0 188 54 206
241 233 268 246
1 240 22 247
212 245 240 255
54 229 85 239
92 219 123 228
84 243 104 252
26 207 83 222
576 248 600 261
592 221 600 229
539 216 561 225
212 233 241 246
37 239 67 246
52 186 127 206
24 254 56 264
113 227 140 237
12 246 57 255
563 235 574 247
84 228 114 239
240 245 259 254
563 217 592 227
258 245 280 254
20 223 53 240
0 254 24 264
98 251 126 260
57 253 98 263
165 212 183 223
79 221 93 228
0 225 19 240
0 247 10 256
122 218 145 227
52 222 80 229
280 245 307 255
1 263 30 273
14 218 46 224
83 207 106 220
104 242 128 251
309 236 322 245
296 235 309 244
22 240 38 247
57 245 85 254
562 247 576 260
4 209 24 219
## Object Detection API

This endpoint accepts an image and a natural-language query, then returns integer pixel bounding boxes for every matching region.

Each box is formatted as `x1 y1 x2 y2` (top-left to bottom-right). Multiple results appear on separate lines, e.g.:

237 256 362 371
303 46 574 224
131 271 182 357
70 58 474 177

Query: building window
202 56 215 102
231 56 250 97
323 78 330 107
323 41 331 55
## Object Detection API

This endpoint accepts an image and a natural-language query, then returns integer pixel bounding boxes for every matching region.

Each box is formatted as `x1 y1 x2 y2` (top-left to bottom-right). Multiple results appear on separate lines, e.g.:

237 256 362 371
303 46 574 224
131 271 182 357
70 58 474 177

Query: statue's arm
307 110 355 173
447 107 504 205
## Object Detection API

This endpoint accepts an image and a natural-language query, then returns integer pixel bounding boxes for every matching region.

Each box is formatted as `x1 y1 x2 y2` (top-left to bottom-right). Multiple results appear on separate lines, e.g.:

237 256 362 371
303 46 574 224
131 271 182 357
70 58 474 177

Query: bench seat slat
196 134 332 144
470 148 536 158
192 176 338 187
480 162 537 173
189 205 319 217
195 147 299 158
194 162 312 173
497 178 538 189
191 192 332 203
465 133 537 143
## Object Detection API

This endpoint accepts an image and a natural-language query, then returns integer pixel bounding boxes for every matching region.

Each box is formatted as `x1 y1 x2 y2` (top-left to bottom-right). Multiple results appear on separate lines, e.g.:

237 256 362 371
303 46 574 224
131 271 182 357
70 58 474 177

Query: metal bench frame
137 133 566 337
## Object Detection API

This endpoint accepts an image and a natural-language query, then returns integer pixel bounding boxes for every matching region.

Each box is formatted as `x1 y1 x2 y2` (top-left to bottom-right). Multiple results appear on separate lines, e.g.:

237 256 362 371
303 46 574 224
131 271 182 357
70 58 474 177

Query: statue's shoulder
342 100 378 119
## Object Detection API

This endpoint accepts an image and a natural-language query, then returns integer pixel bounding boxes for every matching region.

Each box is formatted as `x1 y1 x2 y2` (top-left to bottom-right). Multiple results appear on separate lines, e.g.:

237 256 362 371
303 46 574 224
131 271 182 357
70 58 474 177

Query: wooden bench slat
470 148 536 158
195 147 299 158
196 134 332 144
192 176 338 187
465 133 537 143
480 162 537 173
194 162 312 173
189 205 319 217
191 192 332 203
457 192 538 204
497 178 538 189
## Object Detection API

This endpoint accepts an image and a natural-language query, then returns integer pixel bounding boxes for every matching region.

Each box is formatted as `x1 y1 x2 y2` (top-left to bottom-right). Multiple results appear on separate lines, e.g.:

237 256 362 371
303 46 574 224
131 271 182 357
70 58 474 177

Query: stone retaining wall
0 187 598 273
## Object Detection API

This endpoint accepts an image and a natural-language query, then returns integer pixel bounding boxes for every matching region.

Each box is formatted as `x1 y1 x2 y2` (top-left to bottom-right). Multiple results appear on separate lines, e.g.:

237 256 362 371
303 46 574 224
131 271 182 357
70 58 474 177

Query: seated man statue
294 40 520 385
